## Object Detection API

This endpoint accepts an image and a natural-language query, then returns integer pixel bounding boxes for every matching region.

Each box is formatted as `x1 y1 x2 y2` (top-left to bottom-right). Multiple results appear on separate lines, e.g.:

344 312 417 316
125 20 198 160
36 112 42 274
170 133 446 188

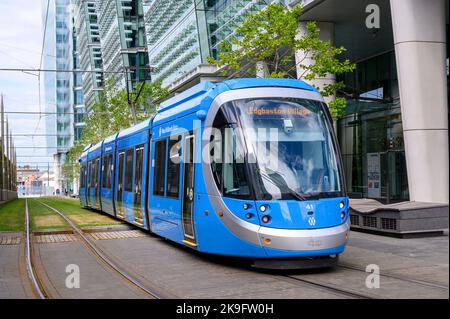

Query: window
80 165 86 188
210 123 250 198
89 159 99 188
222 127 250 197
102 154 113 189
124 149 134 192
166 137 181 198
134 145 144 204
153 139 167 196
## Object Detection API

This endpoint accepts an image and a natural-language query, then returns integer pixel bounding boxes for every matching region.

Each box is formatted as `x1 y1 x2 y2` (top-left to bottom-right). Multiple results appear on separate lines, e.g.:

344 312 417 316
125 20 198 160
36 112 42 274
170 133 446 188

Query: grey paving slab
0 240 33 298
35 240 148 299
94 229 449 299
95 236 350 299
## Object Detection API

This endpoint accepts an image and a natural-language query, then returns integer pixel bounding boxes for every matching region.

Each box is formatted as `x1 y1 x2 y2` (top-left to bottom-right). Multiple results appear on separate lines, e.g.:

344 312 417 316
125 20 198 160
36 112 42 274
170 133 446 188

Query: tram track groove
34 199 164 299
337 263 449 291
24 199 50 299
278 274 379 299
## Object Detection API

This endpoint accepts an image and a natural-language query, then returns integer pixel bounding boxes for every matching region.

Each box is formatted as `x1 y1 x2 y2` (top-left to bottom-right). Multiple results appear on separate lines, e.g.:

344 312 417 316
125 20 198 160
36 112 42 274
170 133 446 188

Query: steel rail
36 200 162 299
24 199 47 299
281 274 378 299
337 263 449 291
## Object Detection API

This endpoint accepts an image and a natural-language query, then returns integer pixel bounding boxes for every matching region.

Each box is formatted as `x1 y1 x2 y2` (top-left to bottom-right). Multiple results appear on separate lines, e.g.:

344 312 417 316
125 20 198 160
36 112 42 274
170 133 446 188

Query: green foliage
208 3 355 120
63 79 169 185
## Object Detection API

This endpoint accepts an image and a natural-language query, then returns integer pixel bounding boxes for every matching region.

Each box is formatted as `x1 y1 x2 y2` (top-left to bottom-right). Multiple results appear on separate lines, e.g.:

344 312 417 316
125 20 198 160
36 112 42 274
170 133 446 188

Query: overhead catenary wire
0 67 154 74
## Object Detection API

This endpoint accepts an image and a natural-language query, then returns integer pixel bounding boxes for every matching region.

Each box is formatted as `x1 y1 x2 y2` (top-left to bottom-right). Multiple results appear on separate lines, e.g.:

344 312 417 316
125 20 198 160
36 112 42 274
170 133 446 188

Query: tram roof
155 78 318 122
103 132 119 144
116 117 153 139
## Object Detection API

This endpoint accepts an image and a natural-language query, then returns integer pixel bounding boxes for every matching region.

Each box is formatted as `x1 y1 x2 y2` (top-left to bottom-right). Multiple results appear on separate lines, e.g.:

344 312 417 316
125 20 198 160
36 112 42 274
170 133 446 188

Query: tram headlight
339 201 345 209
259 205 268 213
262 215 270 223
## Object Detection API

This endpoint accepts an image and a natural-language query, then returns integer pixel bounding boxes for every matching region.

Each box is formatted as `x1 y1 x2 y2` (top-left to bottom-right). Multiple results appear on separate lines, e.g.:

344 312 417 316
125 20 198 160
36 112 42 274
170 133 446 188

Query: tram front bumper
257 219 350 252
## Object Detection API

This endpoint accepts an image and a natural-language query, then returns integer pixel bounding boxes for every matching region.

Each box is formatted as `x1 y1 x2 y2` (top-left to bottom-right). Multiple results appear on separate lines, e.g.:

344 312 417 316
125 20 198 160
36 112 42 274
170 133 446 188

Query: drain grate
362 216 377 228
381 218 397 230
350 214 360 226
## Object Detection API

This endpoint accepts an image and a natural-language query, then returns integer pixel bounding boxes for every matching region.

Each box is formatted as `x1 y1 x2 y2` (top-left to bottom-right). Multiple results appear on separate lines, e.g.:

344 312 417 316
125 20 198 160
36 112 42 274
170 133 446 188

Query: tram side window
90 160 96 187
87 162 92 187
102 154 113 189
80 165 86 188
124 149 134 192
211 126 250 198
153 139 167 196
166 137 181 198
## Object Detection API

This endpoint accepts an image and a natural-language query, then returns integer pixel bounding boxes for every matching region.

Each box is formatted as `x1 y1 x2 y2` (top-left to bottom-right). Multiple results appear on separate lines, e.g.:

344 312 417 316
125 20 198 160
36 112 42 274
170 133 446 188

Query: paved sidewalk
35 240 148 298
94 230 449 299
0 233 33 299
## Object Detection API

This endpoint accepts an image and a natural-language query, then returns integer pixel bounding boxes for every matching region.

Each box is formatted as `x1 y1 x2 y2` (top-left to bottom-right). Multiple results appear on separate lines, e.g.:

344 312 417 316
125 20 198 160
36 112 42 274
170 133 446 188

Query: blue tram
79 78 350 268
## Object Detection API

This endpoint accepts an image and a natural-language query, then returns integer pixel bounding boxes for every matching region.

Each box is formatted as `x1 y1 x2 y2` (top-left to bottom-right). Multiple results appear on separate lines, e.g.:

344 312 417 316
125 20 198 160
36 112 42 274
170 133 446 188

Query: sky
0 0 55 170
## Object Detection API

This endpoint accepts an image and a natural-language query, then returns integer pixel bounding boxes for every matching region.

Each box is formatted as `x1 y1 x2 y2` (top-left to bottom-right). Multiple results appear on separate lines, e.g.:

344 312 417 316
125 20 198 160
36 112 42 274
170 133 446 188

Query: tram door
133 145 144 225
181 133 196 243
94 157 100 209
87 161 92 207
116 151 125 218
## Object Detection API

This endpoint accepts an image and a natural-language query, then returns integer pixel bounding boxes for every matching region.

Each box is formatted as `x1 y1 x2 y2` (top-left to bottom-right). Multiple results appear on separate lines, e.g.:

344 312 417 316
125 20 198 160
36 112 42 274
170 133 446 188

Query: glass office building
42 0 75 192
297 0 448 204
96 0 150 90
143 0 272 87
73 0 103 112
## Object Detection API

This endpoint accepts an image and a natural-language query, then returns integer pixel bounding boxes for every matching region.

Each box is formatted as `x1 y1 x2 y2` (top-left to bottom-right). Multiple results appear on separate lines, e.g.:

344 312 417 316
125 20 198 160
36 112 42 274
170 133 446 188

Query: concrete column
295 21 336 104
390 0 448 203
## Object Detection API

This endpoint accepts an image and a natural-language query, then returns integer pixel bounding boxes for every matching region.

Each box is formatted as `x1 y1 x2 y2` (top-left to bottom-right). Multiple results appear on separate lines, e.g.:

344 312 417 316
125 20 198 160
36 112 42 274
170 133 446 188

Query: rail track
24 199 165 299
279 274 378 299
337 263 449 291
22 198 447 300
24 199 48 299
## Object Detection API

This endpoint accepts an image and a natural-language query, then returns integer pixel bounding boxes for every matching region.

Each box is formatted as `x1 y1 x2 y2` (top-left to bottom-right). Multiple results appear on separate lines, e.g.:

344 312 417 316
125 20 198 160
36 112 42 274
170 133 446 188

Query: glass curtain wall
337 51 409 202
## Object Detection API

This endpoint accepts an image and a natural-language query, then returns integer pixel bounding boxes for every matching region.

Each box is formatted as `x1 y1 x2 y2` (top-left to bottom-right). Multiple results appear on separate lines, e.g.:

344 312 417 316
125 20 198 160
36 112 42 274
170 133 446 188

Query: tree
63 79 169 187
208 3 355 120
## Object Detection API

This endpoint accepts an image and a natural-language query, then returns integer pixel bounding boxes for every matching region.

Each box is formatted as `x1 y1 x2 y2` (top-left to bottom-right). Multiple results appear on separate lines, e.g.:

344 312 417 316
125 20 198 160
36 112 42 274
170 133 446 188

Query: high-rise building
144 0 448 210
42 0 75 192
73 0 103 112
72 15 86 142
96 0 150 90
143 0 273 88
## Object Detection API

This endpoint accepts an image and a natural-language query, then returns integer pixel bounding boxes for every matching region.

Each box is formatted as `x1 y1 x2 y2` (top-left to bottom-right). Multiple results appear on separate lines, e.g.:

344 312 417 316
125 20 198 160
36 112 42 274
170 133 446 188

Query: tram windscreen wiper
258 168 308 201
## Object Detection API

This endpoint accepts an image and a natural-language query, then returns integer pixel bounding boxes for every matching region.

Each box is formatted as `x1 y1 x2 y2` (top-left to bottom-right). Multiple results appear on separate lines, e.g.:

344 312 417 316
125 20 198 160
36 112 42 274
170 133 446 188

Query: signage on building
367 153 381 198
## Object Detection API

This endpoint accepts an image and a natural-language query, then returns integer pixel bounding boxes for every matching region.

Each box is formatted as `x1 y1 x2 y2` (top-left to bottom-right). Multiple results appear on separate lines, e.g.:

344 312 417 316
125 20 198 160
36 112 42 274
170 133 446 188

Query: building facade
292 0 449 204
73 0 103 112
42 0 76 193
145 0 448 205
143 0 271 87
96 0 150 90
